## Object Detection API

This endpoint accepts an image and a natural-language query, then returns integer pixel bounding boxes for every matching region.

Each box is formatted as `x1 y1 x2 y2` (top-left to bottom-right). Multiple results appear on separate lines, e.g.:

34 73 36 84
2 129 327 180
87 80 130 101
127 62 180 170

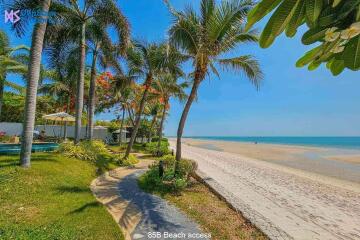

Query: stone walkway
170 141 360 240
91 157 205 240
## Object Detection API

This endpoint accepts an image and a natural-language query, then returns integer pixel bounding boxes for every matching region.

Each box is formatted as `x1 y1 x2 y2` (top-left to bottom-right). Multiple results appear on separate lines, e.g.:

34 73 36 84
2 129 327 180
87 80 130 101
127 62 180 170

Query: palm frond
217 55 263 89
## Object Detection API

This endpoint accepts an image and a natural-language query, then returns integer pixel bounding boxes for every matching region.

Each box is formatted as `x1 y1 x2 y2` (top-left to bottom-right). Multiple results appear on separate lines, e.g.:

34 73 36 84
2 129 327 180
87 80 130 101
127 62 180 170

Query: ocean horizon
178 136 360 150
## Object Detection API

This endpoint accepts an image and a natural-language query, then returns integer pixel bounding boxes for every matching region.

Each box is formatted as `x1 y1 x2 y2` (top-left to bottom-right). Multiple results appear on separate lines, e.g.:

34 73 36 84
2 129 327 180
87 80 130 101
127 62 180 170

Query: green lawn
0 153 124 240
107 143 146 153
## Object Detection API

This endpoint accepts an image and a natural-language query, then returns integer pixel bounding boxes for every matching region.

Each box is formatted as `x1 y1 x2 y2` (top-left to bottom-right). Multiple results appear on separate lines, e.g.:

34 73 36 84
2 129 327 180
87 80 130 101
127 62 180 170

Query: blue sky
2 0 360 136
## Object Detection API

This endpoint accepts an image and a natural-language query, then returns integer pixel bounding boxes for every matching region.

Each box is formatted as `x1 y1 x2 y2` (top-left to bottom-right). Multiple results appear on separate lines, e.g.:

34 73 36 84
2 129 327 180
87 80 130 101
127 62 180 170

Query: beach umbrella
42 112 75 122
42 112 75 139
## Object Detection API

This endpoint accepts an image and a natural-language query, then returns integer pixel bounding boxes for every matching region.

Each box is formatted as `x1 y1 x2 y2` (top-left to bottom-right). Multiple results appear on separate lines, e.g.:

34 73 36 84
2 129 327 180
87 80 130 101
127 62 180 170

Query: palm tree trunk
74 22 86 144
175 69 205 173
0 78 4 118
88 47 98 140
63 94 70 139
124 74 152 158
148 114 157 143
128 108 135 126
157 101 167 156
20 0 51 168
119 107 125 145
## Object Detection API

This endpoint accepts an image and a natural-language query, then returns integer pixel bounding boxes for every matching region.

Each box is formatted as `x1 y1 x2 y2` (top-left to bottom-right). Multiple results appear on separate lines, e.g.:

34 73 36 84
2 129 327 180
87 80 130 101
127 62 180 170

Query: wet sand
181 138 360 183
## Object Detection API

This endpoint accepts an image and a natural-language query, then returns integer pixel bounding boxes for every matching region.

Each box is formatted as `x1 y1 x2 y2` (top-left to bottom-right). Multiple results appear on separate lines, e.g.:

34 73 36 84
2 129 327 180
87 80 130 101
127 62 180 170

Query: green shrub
145 141 170 156
177 158 195 179
157 155 195 179
151 137 168 143
58 140 139 174
117 153 139 166
0 135 11 143
58 140 109 162
138 156 195 195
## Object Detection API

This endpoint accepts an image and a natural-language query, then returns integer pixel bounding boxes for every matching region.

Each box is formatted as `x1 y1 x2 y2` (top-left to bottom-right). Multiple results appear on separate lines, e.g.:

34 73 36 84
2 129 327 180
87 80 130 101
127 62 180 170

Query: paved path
119 171 205 240
91 157 205 240
170 141 360 240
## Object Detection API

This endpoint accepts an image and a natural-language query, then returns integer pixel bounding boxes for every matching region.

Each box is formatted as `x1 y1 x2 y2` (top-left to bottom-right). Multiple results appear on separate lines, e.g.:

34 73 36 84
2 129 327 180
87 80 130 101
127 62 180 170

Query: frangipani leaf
308 60 321 70
246 0 282 32
343 36 360 70
332 0 342 8
305 0 323 27
330 59 345 75
318 5 337 27
286 0 306 37
296 45 322 67
260 0 299 48
301 27 327 45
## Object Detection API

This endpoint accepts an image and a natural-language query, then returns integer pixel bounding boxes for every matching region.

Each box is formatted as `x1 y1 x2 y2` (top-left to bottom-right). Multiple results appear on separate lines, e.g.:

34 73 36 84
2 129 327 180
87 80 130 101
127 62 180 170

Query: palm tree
39 45 78 138
123 42 185 159
0 30 29 117
111 73 136 144
86 17 129 140
147 103 161 143
17 0 52 167
166 0 263 170
152 73 187 155
47 0 129 143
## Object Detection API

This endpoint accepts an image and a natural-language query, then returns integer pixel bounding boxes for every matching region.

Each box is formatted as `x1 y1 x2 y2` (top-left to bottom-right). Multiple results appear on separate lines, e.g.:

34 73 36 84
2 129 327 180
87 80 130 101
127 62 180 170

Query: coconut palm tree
46 0 129 143
86 18 129 140
39 43 79 138
152 73 187 155
123 42 185 159
166 0 263 169
14 0 52 167
0 30 29 117
111 72 136 144
147 103 161 143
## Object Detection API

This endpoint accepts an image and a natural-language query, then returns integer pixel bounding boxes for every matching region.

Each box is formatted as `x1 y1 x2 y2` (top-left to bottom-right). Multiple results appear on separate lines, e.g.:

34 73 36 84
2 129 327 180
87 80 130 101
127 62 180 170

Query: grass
0 153 124 240
159 179 267 240
107 143 147 153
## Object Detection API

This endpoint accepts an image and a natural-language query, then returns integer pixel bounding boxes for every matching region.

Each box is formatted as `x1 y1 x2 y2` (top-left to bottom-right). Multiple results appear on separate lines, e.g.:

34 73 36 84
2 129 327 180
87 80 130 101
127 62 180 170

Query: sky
1 0 360 137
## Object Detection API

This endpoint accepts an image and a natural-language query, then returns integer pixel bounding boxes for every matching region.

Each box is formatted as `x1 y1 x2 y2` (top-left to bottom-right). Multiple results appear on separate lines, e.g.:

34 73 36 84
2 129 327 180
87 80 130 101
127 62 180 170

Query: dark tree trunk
119 107 125 145
20 0 51 168
74 22 86 144
128 108 135 126
175 68 205 174
88 47 98 140
148 113 157 143
157 101 167 155
124 74 152 158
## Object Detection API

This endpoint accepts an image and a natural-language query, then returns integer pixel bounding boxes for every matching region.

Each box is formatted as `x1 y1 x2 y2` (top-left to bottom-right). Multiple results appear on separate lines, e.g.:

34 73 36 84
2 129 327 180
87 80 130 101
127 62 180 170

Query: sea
184 136 360 150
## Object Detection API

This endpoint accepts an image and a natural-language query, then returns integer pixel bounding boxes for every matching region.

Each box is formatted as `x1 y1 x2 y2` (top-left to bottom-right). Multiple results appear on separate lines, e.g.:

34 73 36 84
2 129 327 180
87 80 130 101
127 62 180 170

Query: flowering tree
95 71 113 111
246 0 360 75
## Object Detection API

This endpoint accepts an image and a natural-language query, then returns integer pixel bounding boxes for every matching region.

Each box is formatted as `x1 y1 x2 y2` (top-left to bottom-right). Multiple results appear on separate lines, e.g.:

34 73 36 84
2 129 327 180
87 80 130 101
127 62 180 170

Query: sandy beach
170 138 360 240
182 138 360 183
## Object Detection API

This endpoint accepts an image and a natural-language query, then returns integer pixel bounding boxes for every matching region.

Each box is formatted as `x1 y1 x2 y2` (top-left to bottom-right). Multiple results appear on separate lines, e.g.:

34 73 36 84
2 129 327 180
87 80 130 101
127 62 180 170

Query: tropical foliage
0 0 266 169
166 0 263 167
246 0 360 75
0 30 28 117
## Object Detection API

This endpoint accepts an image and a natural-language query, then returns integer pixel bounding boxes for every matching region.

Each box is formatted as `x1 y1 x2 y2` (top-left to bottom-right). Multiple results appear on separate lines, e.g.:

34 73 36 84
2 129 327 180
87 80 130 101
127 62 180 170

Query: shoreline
169 140 360 239
171 137 360 183
176 136 360 151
